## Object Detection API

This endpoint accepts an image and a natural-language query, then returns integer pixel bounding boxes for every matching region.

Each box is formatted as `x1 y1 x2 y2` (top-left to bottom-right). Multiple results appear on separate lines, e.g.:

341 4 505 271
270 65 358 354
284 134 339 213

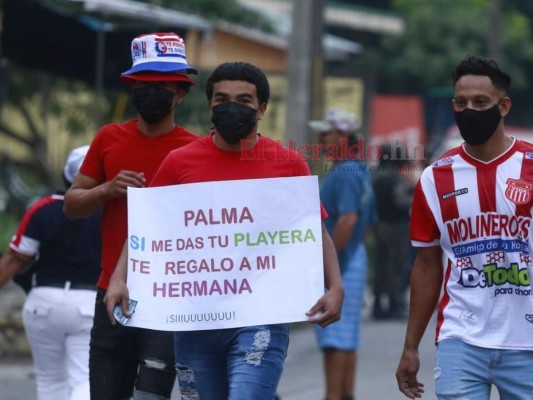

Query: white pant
22 286 96 400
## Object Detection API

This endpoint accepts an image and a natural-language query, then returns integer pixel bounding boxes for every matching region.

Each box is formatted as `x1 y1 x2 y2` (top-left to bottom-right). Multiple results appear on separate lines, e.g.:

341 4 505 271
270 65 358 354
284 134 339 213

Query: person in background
63 32 198 400
372 144 415 320
0 145 100 400
105 61 344 400
396 55 533 399
309 109 377 400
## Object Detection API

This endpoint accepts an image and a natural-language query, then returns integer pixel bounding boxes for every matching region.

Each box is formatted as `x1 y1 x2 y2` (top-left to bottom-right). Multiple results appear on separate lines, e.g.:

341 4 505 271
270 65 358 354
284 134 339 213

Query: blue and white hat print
121 32 198 76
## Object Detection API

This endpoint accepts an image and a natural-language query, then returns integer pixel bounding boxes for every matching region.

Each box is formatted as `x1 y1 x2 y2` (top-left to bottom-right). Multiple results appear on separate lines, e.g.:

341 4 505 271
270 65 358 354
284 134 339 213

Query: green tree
0 65 106 187
352 0 533 94
0 0 272 201
145 0 274 32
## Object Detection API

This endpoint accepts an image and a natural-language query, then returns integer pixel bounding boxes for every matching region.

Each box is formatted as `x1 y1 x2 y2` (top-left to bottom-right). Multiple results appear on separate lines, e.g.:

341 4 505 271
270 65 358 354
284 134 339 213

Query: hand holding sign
306 285 344 327
104 170 146 198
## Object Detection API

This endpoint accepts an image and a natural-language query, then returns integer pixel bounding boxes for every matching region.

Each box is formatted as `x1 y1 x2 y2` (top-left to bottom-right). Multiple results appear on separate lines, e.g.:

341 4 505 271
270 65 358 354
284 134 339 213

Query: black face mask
132 85 176 124
454 103 501 146
211 102 258 145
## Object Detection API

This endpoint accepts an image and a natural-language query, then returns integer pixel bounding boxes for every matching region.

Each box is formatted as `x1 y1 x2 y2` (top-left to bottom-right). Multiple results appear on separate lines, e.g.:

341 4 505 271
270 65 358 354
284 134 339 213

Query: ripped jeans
89 289 176 400
175 324 289 400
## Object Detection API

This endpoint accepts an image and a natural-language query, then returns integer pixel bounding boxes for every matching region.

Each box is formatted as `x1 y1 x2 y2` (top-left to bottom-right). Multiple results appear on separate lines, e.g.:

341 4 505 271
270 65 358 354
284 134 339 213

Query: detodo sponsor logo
458 262 532 296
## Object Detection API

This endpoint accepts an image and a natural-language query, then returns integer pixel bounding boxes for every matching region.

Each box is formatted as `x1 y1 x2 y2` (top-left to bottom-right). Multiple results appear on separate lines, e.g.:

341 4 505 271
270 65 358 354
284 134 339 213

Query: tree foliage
0 64 106 185
4 0 533 200
0 0 271 199
145 0 275 32
357 0 533 95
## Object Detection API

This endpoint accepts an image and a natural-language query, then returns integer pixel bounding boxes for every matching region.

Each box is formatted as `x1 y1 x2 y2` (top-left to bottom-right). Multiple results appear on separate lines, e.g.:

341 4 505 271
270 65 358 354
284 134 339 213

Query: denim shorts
314 245 367 351
435 338 533 400
174 324 289 400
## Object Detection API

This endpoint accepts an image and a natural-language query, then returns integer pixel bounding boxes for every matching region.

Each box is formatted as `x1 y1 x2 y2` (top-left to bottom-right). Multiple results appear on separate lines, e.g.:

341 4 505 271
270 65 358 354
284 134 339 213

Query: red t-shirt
151 133 327 218
80 119 197 289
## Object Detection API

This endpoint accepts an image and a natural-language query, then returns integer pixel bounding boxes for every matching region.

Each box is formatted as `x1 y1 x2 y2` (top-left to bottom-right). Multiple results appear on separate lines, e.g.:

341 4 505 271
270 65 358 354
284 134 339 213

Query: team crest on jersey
526 314 533 323
525 152 533 160
505 178 533 205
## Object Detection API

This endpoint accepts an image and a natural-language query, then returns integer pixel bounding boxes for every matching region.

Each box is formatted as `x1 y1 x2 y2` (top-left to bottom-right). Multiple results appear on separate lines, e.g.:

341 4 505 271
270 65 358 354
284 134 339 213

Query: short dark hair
177 82 192 94
452 55 511 93
205 62 270 104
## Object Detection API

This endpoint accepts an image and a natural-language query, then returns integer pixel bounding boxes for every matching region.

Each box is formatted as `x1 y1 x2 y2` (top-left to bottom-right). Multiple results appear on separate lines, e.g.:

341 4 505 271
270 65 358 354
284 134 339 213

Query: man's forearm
322 225 343 291
64 185 106 219
403 247 443 351
0 248 32 289
332 212 357 254
110 242 129 283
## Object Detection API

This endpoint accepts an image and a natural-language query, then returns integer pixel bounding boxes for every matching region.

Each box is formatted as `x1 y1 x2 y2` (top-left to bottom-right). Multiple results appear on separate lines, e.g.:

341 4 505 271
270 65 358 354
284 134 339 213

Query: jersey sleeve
336 174 364 215
296 159 328 220
289 156 328 219
293 158 312 176
320 205 328 220
9 197 53 256
411 181 440 247
150 152 178 187
79 128 105 182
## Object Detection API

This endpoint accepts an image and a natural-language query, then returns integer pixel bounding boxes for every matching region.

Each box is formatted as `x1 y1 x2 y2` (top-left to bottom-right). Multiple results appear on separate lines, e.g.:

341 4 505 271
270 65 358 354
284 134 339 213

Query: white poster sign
126 176 324 331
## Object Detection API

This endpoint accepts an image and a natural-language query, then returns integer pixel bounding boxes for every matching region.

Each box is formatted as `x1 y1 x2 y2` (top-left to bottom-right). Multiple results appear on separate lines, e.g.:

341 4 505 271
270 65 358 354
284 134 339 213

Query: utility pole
285 0 325 146
488 0 501 60
94 14 107 126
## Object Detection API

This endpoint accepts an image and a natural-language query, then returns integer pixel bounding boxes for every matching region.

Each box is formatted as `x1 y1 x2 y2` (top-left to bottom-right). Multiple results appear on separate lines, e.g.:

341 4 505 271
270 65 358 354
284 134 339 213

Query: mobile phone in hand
113 299 138 325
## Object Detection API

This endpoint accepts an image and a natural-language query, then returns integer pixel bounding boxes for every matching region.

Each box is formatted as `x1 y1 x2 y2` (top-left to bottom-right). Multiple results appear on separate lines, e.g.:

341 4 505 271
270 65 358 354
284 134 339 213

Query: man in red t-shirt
106 61 345 400
63 32 198 400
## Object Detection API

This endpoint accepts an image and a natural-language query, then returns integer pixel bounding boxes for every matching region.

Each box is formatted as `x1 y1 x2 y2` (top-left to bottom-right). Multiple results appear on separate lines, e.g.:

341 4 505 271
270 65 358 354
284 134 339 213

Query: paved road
0 301 499 400
277 316 437 400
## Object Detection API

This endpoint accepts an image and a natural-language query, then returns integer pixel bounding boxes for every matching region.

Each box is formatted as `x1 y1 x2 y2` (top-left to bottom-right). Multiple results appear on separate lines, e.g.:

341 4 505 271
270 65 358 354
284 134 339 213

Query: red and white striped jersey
412 138 533 350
